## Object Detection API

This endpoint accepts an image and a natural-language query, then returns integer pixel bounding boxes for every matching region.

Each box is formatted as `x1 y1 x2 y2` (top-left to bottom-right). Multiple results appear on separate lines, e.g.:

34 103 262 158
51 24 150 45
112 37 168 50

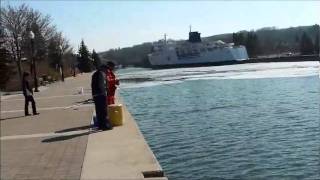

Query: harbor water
118 62 319 179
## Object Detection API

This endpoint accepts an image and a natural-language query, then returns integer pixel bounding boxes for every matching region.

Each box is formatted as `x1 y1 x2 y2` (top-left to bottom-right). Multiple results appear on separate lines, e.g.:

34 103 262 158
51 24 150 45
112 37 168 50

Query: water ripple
122 76 320 179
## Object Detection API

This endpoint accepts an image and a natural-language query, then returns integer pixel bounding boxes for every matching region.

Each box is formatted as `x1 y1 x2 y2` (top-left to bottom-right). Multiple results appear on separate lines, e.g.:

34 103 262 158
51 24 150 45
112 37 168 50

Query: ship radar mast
164 33 167 44
188 25 201 43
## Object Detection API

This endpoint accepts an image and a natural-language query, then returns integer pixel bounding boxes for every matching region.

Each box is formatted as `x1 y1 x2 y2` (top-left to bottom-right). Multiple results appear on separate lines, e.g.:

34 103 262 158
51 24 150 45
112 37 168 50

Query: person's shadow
75 98 93 105
0 115 26 121
42 131 92 143
55 125 93 133
42 125 101 143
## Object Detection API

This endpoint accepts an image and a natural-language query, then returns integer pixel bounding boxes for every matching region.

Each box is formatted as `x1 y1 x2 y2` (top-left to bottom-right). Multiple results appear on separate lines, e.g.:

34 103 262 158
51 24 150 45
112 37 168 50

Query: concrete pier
1 73 166 179
81 99 165 179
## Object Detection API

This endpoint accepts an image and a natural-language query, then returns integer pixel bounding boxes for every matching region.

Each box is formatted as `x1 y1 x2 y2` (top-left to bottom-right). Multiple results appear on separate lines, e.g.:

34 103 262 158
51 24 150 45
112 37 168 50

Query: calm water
118 62 320 179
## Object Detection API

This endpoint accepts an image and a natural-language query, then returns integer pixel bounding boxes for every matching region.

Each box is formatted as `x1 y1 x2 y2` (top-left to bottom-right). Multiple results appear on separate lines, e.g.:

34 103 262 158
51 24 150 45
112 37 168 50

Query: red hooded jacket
106 69 119 104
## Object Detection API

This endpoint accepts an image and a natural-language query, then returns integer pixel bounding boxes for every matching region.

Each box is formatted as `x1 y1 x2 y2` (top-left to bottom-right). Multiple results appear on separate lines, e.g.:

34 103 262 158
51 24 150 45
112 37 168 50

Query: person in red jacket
106 61 119 105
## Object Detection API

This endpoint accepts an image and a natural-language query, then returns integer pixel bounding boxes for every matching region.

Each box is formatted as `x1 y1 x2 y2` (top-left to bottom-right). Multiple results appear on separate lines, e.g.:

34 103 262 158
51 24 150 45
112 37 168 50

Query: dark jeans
93 95 110 128
24 95 37 115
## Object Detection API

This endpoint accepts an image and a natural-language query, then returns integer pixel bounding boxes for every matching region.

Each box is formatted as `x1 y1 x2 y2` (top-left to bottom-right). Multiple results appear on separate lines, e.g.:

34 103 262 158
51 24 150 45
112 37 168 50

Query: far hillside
99 24 319 67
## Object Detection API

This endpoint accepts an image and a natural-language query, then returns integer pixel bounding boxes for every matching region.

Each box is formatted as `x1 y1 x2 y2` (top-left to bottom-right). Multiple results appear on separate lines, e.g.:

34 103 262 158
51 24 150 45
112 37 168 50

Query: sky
2 1 320 52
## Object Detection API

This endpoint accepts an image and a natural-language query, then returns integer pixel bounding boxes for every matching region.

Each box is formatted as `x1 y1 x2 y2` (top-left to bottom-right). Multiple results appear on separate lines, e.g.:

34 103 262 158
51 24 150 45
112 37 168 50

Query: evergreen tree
92 49 102 69
245 31 260 57
238 32 246 46
295 35 299 43
315 33 319 54
77 40 93 72
246 32 253 57
233 32 246 46
252 33 260 55
232 33 238 45
300 32 314 55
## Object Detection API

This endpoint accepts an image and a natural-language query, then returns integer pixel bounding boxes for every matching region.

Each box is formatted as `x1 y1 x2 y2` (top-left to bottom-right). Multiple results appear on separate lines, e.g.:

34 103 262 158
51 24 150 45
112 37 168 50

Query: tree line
100 25 319 66
232 31 260 57
100 43 152 67
232 25 319 57
300 30 319 55
77 39 102 73
0 4 102 91
0 4 73 90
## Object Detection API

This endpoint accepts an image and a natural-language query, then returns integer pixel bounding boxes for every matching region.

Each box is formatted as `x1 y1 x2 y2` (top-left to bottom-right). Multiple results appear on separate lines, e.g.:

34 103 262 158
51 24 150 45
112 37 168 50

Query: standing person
22 72 39 116
106 61 119 105
91 65 112 130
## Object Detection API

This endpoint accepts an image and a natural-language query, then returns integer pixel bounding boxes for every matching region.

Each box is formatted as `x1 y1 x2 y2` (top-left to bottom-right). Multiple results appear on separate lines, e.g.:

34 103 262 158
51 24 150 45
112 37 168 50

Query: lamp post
72 63 76 77
29 30 39 92
73 54 77 77
59 45 65 82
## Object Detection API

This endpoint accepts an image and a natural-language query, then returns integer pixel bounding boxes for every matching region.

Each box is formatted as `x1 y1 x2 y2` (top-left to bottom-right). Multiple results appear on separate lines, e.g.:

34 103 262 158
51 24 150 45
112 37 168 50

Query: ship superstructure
148 30 249 68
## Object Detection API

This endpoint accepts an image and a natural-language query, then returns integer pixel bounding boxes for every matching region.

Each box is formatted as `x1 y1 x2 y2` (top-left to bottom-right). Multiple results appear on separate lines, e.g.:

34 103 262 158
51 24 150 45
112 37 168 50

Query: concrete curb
80 97 167 179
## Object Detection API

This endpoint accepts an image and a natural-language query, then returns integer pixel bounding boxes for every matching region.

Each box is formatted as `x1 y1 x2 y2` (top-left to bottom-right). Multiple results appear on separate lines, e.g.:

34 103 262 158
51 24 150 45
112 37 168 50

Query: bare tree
47 31 71 67
1 3 73 86
1 4 30 80
26 8 57 61
1 4 68 72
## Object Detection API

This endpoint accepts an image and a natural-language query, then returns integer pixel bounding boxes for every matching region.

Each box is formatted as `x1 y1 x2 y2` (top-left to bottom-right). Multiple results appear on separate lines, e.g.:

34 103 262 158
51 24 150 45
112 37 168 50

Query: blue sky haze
3 1 319 52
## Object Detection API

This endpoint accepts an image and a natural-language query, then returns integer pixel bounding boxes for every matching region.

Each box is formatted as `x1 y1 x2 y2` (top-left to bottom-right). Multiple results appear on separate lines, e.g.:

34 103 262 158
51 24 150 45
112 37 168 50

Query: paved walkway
1 74 93 179
1 73 165 180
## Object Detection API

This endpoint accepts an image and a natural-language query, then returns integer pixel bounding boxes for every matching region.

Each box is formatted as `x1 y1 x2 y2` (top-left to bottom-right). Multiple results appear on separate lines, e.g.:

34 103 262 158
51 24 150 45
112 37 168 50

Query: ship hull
150 60 239 69
150 55 320 69
148 46 249 68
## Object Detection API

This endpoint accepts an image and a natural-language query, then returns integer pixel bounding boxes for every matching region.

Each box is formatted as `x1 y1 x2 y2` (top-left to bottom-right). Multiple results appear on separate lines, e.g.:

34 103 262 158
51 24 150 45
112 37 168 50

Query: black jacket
22 78 33 96
91 70 107 97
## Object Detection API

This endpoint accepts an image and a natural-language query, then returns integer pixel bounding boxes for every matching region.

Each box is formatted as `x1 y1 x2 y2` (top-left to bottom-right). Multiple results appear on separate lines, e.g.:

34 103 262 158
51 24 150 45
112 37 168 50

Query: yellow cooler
107 104 124 126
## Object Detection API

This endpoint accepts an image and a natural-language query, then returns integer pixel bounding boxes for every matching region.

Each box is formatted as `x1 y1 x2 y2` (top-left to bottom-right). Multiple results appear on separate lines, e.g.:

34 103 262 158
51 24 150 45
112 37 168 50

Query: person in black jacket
22 72 39 116
91 65 112 130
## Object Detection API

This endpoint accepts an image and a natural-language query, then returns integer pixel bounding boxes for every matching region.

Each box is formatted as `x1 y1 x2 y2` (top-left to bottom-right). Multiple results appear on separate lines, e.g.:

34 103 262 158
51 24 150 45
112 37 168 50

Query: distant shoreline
149 54 319 69
245 54 319 63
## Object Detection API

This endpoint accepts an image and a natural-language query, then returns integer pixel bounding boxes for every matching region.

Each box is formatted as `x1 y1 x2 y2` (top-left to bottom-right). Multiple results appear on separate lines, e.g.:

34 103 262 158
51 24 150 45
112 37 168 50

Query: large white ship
148 31 249 68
